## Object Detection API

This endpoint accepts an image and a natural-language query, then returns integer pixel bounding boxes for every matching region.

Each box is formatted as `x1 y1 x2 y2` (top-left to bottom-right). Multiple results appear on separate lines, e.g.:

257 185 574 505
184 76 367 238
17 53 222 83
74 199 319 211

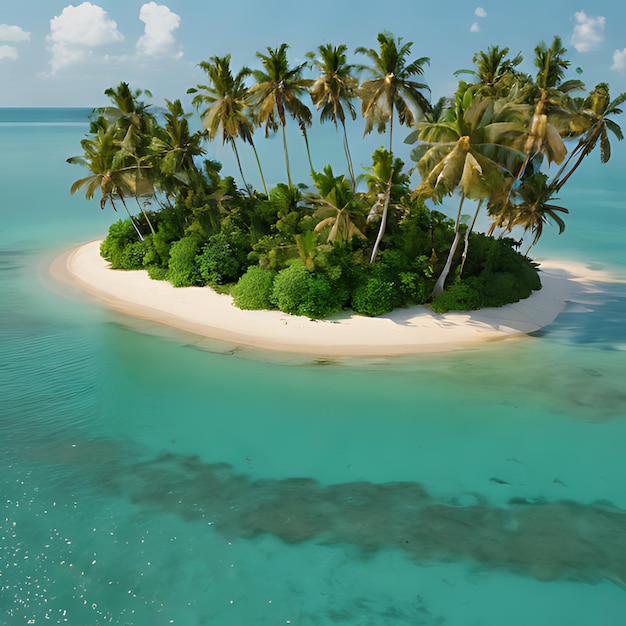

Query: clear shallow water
1 109 626 625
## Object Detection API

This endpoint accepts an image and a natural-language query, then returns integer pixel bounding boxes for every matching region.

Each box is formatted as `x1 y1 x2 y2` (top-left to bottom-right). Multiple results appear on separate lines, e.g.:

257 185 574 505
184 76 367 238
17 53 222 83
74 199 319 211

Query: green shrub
351 276 397 316
398 271 432 305
270 262 310 315
484 237 528 274
298 272 346 318
232 266 277 310
459 234 541 307
516 260 542 292
142 219 183 268
269 261 347 318
197 232 242 285
461 232 494 277
481 270 540 307
167 235 203 287
119 240 146 270
431 277 484 313
100 219 140 269
377 249 434 306
146 264 170 281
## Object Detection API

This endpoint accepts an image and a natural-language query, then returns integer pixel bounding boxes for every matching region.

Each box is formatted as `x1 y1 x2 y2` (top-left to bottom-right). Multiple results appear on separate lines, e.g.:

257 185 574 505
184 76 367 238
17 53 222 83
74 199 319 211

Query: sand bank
53 240 576 356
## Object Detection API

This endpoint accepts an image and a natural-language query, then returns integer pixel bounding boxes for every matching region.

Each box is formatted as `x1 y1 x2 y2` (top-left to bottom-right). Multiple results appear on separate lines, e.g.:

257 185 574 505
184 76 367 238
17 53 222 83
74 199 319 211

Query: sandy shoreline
51 240 576 357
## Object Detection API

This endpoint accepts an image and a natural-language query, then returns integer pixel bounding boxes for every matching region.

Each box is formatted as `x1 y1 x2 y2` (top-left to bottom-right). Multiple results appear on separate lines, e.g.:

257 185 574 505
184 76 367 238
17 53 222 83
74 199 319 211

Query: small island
65 34 624 351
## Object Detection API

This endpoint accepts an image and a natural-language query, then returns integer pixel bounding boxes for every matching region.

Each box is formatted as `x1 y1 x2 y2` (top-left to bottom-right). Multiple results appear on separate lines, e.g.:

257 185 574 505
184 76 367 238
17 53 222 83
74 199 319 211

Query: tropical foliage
69 34 624 317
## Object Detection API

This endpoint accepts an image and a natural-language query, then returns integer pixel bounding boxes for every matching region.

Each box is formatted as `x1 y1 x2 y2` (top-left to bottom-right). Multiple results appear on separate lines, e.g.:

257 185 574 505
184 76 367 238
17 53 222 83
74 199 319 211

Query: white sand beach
53 240 579 356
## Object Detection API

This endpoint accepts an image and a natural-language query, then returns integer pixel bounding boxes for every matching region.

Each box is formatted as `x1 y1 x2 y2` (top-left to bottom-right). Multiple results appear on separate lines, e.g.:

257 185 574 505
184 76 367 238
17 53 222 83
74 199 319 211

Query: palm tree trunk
551 137 586 186
231 141 251 196
340 119 356 191
281 124 293 187
133 195 156 236
388 107 394 155
514 95 547 183
132 160 156 235
250 139 269 196
301 126 314 176
459 199 483 277
369 104 395 264
369 178 392 263
552 144 590 191
114 194 144 242
432 194 466 297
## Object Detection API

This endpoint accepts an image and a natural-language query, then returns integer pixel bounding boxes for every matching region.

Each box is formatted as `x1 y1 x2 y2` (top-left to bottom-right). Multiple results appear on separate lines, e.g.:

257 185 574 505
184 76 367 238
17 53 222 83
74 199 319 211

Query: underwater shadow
80 447 626 591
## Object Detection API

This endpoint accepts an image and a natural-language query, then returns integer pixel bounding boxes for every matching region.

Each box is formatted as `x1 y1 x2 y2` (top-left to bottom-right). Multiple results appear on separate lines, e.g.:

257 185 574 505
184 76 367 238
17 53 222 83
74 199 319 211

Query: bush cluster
99 193 541 318
269 261 348 318
167 235 203 287
100 220 142 269
232 266 276 310
430 234 541 313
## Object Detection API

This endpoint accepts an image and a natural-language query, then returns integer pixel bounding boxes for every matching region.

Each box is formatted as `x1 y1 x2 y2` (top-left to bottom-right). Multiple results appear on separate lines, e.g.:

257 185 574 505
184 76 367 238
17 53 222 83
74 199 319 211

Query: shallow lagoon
1 110 626 624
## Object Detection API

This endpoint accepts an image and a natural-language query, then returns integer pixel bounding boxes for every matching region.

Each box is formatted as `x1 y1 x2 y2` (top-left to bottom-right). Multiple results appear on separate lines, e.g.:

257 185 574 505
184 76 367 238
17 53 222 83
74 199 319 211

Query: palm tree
515 36 585 177
191 55 268 196
150 99 205 196
308 43 359 189
552 82 626 190
98 82 157 234
311 165 366 244
490 172 568 253
533 36 576 93
409 86 526 295
355 32 431 154
100 82 155 156
355 32 431 262
426 96 452 123
363 148 410 262
248 44 313 187
68 120 145 240
455 45 524 97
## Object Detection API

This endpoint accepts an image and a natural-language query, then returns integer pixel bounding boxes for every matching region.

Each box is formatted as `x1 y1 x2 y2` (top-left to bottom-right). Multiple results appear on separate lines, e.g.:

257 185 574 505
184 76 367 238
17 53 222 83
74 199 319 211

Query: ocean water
1 108 626 625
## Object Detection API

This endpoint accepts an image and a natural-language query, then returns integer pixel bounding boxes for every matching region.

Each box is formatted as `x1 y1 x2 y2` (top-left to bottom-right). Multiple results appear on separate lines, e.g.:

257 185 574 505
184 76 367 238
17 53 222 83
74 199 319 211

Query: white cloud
0 24 31 42
136 3 182 59
0 44 19 61
47 2 124 73
0 24 30 61
611 49 626 73
571 11 605 52
470 22 480 33
474 7 487 18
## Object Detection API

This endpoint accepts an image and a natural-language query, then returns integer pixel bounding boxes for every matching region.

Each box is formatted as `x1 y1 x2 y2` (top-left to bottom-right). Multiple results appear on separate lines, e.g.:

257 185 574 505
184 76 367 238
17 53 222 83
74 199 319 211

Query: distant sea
1 108 626 625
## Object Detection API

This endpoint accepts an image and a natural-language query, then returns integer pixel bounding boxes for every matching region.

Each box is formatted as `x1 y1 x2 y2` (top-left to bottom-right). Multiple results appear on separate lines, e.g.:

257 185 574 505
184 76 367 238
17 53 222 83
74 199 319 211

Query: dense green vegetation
69 34 624 317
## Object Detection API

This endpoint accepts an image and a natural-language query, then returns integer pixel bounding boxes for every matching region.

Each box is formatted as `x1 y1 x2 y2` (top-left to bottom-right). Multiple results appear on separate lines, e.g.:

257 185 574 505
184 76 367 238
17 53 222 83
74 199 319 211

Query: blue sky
1 0 626 108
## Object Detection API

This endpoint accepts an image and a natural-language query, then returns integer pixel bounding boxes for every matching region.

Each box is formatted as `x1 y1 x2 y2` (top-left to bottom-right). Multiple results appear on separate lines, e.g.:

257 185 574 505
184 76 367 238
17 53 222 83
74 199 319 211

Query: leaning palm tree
355 32 431 154
552 82 626 190
308 43 359 189
248 43 313 187
491 172 568 254
363 148 410 262
98 82 158 234
68 121 145 240
409 86 526 295
191 55 268 196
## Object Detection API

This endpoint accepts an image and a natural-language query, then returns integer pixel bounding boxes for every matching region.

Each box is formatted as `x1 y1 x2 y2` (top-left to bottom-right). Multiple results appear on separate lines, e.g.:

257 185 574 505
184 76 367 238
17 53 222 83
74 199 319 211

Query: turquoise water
1 109 626 625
